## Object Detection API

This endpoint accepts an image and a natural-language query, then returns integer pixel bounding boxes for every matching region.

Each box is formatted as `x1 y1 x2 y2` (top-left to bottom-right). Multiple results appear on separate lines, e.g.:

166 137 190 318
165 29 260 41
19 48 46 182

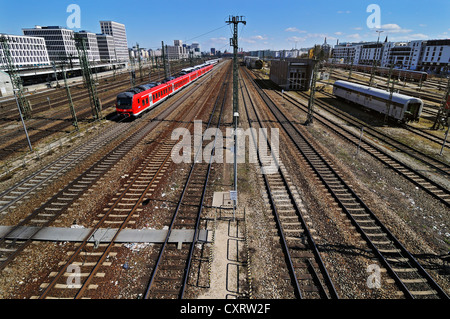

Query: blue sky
1 0 449 52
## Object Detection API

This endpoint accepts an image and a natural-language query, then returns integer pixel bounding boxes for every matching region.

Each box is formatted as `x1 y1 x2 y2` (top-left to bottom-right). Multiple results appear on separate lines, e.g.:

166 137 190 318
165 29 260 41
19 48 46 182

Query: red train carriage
116 62 216 117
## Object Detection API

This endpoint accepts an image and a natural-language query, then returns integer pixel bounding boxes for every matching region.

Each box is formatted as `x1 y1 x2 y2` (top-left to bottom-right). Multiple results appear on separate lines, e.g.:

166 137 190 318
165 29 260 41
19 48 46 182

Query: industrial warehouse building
270 59 317 91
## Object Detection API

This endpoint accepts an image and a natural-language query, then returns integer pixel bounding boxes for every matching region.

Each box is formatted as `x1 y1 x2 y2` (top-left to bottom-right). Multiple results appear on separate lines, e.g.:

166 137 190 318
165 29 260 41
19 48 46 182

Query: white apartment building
96 34 117 62
332 38 450 74
149 49 162 58
23 26 78 64
0 34 50 69
358 43 384 66
420 39 450 73
166 40 188 60
76 31 101 62
100 21 129 62
190 43 201 58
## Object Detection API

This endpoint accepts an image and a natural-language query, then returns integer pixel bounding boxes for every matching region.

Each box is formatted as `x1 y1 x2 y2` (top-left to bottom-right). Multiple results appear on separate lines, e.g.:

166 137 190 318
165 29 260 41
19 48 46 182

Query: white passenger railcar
333 80 423 122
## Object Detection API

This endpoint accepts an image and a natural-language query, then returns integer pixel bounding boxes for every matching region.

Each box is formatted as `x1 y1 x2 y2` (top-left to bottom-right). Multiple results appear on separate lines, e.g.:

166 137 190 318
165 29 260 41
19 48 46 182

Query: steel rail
180 73 228 299
144 66 230 299
0 65 221 272
246 68 449 299
241 68 339 299
38 63 224 299
252 73 450 207
300 90 450 176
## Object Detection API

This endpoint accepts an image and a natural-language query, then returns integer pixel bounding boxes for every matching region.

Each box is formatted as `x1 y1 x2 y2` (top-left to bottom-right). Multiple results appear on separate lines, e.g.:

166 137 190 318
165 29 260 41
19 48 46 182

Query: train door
406 102 423 121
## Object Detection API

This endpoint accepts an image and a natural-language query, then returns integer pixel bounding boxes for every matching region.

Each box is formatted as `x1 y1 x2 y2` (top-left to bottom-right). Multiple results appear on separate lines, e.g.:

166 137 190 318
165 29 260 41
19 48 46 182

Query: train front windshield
117 97 132 109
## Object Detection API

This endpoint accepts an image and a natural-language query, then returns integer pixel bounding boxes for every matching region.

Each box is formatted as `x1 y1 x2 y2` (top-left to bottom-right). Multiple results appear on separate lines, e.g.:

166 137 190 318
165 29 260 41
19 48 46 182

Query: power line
183 25 228 43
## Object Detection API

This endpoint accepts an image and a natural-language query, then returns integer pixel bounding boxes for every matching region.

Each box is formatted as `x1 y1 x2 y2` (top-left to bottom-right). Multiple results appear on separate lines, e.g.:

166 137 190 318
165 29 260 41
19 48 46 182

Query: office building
0 33 51 69
166 40 188 60
22 26 78 64
100 21 129 61
76 31 101 62
96 34 117 62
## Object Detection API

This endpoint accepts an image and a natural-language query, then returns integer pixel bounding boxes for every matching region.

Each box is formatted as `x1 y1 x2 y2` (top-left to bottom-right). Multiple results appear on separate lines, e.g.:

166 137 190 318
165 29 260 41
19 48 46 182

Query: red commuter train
116 60 219 117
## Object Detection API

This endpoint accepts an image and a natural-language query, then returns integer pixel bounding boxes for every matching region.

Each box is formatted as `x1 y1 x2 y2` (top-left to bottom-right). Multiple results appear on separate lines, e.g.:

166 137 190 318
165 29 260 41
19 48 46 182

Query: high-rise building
76 31 101 62
190 43 201 58
22 26 78 64
0 33 51 69
166 40 188 60
100 21 129 62
96 34 117 62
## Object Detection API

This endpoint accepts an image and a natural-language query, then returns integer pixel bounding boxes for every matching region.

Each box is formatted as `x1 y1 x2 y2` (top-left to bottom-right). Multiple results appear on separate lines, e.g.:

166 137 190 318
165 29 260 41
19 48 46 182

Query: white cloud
337 10 351 14
389 33 429 41
419 24 427 27
286 33 336 45
380 24 412 33
208 37 228 45
241 35 268 44
410 33 429 39
285 27 307 33
352 27 363 31
347 33 362 40
335 32 344 36
253 35 267 40
287 36 306 43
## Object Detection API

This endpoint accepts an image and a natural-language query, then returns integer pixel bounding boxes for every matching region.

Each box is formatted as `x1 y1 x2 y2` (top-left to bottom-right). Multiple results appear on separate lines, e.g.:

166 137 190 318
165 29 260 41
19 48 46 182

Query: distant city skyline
1 0 449 52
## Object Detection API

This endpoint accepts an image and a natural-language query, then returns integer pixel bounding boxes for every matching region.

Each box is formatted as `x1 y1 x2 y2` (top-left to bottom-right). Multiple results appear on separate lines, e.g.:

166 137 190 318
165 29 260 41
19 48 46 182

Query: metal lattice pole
305 60 319 125
61 64 78 131
137 43 143 81
162 41 169 80
0 36 32 119
75 36 102 121
369 30 384 87
227 15 246 220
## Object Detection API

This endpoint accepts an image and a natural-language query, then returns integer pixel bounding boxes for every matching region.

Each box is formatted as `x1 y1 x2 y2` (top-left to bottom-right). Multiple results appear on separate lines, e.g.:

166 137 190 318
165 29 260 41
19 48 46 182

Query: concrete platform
0 226 208 244
212 191 235 208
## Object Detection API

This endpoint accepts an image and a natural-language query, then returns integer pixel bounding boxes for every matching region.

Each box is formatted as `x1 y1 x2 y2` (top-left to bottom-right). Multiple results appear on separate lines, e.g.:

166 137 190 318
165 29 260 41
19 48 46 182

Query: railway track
244 67 449 299
0 65 191 160
0 121 130 216
240 68 338 299
299 90 450 176
0 63 226 275
0 64 175 118
313 80 449 149
330 71 444 105
253 72 450 207
143 64 230 299
316 89 450 150
27 60 230 299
